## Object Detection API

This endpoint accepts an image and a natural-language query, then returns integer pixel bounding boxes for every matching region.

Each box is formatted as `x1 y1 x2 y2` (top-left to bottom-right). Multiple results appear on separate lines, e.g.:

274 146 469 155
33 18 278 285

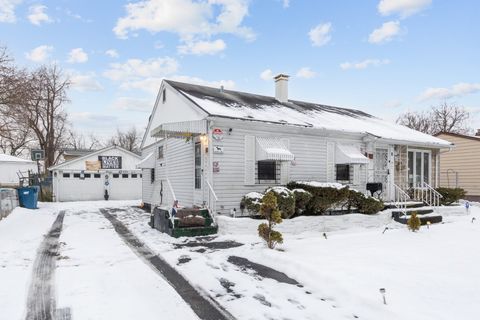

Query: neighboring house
139 75 452 214
0 154 37 187
49 146 142 202
435 131 480 201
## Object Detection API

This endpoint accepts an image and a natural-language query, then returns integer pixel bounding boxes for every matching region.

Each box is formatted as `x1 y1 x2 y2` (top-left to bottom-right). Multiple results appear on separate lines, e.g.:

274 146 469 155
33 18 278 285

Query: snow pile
265 186 293 198
0 154 34 162
295 181 347 189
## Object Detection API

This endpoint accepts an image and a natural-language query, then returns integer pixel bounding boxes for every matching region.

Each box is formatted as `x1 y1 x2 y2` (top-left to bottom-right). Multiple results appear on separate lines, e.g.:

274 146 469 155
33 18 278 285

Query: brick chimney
274 74 289 103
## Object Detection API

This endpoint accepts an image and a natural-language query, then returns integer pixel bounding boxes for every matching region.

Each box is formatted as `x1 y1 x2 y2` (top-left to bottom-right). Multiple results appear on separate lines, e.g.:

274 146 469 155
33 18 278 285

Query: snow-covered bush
287 181 350 215
240 192 263 216
291 188 312 215
258 191 283 249
436 187 466 205
346 190 384 214
265 186 296 219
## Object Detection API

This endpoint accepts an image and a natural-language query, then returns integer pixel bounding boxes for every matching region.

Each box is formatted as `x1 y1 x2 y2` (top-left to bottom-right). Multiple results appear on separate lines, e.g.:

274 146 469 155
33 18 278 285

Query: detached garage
49 146 142 202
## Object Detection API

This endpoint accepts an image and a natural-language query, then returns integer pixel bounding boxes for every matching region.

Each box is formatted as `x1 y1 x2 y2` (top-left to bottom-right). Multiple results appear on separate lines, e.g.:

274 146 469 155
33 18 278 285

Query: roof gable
49 146 141 170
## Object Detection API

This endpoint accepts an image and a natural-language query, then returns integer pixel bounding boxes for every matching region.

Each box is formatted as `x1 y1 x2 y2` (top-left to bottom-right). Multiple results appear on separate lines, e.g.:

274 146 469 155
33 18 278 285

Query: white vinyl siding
244 135 256 185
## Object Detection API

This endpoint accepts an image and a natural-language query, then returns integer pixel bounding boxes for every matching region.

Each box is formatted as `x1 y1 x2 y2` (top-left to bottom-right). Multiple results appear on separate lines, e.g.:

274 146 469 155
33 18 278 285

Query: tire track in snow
25 211 70 320
101 208 234 320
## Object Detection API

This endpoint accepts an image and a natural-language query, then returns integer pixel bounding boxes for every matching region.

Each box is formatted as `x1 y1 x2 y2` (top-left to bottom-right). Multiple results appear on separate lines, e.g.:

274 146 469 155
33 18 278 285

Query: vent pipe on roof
274 74 289 103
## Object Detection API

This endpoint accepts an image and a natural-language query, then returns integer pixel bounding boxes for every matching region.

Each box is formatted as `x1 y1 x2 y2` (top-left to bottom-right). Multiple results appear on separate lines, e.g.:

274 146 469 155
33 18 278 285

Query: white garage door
55 171 142 202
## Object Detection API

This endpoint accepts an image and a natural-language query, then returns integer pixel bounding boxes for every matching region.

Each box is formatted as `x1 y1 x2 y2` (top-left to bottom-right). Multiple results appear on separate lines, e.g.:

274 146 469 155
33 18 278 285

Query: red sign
212 128 224 141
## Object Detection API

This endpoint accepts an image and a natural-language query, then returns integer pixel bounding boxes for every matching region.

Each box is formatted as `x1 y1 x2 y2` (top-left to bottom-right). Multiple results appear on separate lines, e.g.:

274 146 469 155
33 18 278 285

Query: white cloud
0 0 21 23
378 0 431 18
177 39 226 55
260 69 274 81
113 0 255 42
419 83 480 101
103 57 179 82
71 112 118 122
283 0 290 8
368 20 401 44
70 73 103 92
105 49 119 58
340 59 390 70
308 22 332 47
27 5 52 26
112 97 152 112
67 48 88 63
25 45 53 62
296 67 316 79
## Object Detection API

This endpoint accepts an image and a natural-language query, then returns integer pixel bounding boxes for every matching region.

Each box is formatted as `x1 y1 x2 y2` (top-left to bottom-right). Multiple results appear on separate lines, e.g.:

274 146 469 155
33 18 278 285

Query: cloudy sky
1 0 479 137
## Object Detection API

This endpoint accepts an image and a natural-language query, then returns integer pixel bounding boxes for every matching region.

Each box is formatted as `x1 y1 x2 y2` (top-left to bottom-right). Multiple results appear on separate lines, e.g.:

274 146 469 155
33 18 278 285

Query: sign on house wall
212 128 224 141
98 156 122 169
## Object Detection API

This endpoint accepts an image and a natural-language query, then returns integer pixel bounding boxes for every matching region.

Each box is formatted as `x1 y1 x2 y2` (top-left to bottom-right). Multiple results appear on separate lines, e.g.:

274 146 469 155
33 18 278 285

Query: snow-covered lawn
1 200 479 320
116 203 480 320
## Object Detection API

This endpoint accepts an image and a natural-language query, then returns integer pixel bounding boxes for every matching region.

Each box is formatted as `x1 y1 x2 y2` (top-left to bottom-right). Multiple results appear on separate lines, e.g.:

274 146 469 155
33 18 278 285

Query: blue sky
1 0 479 138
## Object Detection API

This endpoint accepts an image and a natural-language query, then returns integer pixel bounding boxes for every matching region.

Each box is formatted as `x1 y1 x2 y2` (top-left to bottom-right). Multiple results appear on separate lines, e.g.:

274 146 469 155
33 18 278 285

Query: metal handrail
393 183 410 217
419 181 443 207
205 179 218 223
166 178 177 201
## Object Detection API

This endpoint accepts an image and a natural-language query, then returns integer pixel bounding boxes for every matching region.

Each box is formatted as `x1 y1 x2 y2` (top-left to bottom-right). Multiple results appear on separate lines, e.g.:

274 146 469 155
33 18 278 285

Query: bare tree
66 130 101 151
6 65 71 172
107 127 141 152
0 48 35 156
397 101 471 135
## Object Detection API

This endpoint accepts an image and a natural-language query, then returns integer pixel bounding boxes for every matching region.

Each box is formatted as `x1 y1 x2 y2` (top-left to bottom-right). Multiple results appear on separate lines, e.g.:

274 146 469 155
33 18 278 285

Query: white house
139 75 452 215
0 154 37 187
49 146 142 202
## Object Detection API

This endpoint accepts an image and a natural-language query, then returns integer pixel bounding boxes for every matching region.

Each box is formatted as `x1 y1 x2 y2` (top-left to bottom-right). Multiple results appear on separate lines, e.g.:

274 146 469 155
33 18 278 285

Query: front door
193 141 203 205
408 150 431 187
374 148 390 200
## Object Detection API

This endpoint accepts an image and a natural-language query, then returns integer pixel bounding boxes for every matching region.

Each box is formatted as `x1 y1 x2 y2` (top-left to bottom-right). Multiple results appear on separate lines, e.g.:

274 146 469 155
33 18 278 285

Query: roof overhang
151 120 208 138
256 137 294 161
136 152 155 169
335 144 369 164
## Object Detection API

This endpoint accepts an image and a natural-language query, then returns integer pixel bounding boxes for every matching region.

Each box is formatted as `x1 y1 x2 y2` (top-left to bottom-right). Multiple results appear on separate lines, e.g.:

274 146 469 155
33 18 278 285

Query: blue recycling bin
17 186 39 209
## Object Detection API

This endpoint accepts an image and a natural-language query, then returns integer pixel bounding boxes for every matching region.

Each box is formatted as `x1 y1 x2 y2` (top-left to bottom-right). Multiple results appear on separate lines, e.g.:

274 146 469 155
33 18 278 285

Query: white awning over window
136 152 155 169
256 137 294 161
151 120 207 138
335 144 369 164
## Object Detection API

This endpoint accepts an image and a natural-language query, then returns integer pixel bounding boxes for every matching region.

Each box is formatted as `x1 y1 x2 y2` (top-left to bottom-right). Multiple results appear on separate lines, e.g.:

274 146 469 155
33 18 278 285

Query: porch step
383 201 425 210
391 208 434 216
393 214 443 225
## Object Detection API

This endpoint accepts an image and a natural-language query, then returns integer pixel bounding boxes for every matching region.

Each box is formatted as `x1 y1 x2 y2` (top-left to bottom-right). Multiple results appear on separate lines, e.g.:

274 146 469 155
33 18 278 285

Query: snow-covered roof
0 154 34 163
166 80 452 148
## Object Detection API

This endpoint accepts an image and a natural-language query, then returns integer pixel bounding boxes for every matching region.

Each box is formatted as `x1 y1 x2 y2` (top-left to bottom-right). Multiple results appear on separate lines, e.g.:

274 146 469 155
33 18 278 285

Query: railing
393 183 411 216
205 179 219 223
412 182 443 207
165 178 178 227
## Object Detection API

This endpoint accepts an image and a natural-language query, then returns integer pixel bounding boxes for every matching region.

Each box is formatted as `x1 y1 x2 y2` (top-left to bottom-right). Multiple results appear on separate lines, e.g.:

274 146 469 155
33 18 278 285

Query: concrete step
393 214 443 225
383 201 425 209
391 208 434 216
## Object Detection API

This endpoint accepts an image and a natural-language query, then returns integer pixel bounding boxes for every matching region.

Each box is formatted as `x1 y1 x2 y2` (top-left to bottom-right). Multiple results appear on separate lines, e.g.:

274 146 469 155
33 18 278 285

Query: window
140 173 143 178
158 146 164 159
150 168 155 184
336 164 350 181
258 161 276 181
131 173 138 178
73 173 80 178
195 142 201 189
162 88 166 103
84 173 91 178
122 173 129 178
94 173 101 178
113 173 119 178
63 173 70 178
